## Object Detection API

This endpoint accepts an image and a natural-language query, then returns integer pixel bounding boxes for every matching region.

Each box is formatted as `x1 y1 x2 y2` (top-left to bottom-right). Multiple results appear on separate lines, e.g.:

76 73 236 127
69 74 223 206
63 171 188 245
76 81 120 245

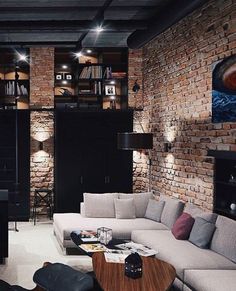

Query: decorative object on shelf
229 171 236 183
132 80 140 93
164 142 172 152
55 74 62 80
59 88 72 96
230 203 236 211
125 252 142 279
97 227 112 245
105 85 116 96
65 74 72 80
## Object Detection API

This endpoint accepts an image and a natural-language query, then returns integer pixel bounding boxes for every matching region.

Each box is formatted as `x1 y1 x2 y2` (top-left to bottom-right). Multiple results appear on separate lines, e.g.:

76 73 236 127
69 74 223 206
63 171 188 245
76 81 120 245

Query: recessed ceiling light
86 49 92 54
75 51 83 58
17 52 27 62
62 65 68 69
95 26 104 33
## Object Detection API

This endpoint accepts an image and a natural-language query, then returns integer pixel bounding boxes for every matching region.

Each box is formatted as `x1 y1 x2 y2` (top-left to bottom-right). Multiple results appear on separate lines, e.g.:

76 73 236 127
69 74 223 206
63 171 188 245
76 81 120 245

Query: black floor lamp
117 132 153 191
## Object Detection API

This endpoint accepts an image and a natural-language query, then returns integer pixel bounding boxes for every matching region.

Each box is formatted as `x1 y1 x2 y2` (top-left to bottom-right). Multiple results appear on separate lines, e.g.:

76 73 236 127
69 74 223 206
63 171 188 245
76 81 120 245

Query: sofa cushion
210 215 236 263
185 203 218 223
131 229 236 281
160 195 185 229
83 193 118 218
53 213 168 247
171 212 195 240
119 192 152 217
185 270 236 291
144 199 165 222
189 217 216 249
114 198 136 219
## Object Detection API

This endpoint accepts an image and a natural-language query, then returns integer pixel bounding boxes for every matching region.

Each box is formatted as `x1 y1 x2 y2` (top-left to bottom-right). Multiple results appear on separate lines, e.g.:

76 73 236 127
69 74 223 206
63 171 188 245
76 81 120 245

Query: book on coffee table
79 243 107 253
71 230 98 243
104 249 130 263
115 242 158 257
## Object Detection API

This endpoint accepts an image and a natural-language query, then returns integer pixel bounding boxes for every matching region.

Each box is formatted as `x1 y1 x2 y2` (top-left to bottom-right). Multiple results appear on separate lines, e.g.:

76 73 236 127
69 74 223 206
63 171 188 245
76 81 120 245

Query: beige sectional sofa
53 192 236 291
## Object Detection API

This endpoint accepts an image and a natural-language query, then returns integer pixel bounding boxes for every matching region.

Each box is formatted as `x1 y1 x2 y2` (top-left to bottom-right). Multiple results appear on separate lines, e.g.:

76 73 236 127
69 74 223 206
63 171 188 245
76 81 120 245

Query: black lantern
125 252 142 279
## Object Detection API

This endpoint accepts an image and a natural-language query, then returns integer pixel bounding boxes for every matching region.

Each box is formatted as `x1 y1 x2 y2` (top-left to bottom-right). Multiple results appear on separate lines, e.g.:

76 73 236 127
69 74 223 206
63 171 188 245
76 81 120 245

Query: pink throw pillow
171 212 195 240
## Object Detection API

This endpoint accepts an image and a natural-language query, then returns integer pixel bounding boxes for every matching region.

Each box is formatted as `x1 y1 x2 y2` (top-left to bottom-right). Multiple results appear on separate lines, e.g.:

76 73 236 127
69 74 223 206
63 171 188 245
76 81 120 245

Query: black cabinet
55 110 133 213
0 110 30 221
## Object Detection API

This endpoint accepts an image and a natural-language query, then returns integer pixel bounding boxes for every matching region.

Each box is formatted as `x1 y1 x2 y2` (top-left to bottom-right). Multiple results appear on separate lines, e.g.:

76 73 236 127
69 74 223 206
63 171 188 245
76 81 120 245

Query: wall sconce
132 80 140 93
164 142 172 152
39 141 44 151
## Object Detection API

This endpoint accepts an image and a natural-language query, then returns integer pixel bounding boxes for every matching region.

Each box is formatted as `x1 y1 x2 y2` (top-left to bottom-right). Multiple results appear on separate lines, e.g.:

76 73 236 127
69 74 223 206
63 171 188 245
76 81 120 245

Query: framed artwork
55 74 62 80
65 74 72 80
212 55 236 123
105 85 116 95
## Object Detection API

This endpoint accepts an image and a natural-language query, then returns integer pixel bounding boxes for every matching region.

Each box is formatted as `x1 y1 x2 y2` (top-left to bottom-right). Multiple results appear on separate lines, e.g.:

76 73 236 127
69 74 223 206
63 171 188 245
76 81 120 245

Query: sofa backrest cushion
210 215 236 263
189 217 216 249
160 195 184 229
160 195 185 229
114 198 136 219
171 212 195 240
119 192 153 217
144 199 165 222
185 203 218 223
83 193 118 218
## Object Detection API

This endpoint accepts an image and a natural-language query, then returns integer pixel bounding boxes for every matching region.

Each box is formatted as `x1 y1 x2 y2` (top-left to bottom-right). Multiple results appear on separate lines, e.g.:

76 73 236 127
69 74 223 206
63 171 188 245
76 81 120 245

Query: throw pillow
114 198 136 219
119 192 153 217
171 212 195 240
185 203 218 223
144 199 165 222
189 217 216 249
83 193 118 218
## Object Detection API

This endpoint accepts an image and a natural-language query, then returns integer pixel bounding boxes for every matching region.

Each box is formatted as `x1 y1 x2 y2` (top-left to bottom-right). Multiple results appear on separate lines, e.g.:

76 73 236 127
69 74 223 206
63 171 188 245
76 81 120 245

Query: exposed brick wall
139 0 236 210
30 47 54 108
30 47 55 213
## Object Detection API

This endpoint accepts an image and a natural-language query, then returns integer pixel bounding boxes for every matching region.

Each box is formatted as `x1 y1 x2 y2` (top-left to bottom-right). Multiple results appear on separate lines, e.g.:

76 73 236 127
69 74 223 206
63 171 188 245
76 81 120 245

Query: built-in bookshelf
54 48 128 110
0 49 30 109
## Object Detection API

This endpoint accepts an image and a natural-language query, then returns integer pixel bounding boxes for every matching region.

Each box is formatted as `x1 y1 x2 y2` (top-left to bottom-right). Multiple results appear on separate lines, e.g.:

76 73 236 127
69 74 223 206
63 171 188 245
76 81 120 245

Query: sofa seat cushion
53 213 168 245
131 230 236 280
185 270 236 291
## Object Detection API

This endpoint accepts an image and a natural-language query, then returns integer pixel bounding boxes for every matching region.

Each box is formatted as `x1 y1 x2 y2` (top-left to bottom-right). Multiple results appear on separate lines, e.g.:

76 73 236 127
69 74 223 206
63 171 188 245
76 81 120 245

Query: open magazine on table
115 242 158 257
104 249 131 263
79 243 107 253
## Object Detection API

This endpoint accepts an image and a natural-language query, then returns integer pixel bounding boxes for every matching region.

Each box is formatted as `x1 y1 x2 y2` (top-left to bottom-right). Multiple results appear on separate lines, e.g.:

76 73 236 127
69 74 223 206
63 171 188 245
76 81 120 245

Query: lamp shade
117 132 153 150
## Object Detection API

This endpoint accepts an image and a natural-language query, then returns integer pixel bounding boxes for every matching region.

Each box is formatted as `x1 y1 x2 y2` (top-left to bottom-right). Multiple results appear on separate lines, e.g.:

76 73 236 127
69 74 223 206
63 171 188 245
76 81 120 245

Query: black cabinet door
0 110 30 221
55 110 133 213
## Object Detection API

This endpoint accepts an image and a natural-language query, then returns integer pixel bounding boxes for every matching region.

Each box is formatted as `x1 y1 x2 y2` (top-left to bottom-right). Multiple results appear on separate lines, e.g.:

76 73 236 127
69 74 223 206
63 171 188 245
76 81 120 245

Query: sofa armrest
80 202 85 217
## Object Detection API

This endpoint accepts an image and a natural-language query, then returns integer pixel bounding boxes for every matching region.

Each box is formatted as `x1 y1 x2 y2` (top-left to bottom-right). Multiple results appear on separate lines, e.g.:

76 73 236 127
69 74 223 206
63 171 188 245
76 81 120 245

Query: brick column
30 47 55 212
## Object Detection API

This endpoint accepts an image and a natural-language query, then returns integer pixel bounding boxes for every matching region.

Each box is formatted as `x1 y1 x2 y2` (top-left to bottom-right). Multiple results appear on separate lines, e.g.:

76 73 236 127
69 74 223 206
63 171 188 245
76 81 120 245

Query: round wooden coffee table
92 252 176 291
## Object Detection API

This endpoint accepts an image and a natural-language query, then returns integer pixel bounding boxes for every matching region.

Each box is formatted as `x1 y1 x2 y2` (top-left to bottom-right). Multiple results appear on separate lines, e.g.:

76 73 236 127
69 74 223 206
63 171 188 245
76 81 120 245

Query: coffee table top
92 252 176 291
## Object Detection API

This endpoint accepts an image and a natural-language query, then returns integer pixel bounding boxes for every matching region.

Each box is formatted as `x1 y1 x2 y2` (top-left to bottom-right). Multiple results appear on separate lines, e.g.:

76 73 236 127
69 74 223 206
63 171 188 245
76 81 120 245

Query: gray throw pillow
145 199 165 222
114 198 136 219
189 217 216 249
185 203 218 223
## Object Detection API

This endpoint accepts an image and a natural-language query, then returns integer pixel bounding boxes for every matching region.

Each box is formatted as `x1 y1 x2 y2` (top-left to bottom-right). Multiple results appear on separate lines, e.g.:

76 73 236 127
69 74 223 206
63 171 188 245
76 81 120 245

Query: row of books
5 81 28 96
79 66 103 79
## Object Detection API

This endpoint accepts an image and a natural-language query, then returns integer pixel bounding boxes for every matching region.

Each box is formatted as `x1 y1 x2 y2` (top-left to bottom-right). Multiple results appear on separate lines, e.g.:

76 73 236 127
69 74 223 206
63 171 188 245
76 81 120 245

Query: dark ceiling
0 0 207 48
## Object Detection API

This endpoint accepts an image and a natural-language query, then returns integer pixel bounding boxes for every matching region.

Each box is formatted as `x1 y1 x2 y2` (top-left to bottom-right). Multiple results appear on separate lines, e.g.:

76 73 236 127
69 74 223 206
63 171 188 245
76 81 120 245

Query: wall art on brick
212 55 236 123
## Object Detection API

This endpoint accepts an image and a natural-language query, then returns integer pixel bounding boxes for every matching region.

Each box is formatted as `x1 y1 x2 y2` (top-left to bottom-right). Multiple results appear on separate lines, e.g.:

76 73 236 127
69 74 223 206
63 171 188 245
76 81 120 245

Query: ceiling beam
0 20 147 32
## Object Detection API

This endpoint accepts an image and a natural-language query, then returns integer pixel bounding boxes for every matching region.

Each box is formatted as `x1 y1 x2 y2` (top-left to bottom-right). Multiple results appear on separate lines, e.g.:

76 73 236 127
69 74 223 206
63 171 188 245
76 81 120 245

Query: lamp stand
148 150 152 192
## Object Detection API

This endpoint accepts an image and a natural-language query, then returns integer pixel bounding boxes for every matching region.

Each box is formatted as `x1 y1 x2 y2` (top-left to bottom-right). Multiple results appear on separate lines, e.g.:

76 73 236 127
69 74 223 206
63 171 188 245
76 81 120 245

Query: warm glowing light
62 80 68 85
62 65 68 69
110 80 115 84
110 96 116 100
86 49 92 53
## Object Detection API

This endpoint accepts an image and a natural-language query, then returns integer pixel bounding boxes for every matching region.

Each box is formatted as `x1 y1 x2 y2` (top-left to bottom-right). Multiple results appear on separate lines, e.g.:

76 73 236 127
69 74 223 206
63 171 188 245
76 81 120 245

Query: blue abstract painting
212 55 236 123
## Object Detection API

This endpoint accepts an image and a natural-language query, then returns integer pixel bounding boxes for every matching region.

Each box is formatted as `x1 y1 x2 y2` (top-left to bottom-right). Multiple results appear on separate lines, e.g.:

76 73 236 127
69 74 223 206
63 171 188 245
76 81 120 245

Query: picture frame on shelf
105 85 116 96
65 74 72 80
55 74 62 80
